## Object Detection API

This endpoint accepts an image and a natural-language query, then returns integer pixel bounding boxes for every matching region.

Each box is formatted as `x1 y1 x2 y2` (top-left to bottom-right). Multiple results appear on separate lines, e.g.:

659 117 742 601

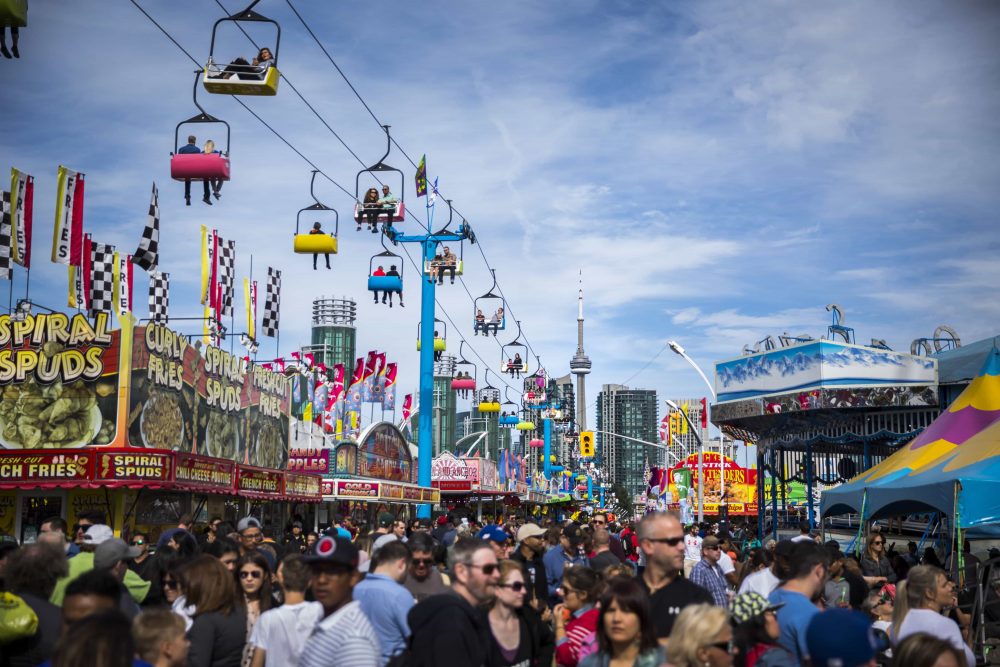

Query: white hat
83 524 114 545
372 533 399 554
237 516 262 533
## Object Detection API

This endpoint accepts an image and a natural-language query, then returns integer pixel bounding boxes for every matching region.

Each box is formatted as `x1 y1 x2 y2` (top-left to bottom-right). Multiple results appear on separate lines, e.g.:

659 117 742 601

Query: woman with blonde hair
891 564 974 667
893 632 968 667
203 139 223 200
666 603 733 667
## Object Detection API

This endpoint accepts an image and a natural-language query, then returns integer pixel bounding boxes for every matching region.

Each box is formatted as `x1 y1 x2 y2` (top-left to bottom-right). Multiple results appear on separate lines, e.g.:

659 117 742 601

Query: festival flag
10 169 33 268
313 379 328 426
132 183 160 271
415 154 427 197
113 251 133 318
382 362 397 411
217 237 235 317
88 241 115 317
209 230 219 312
261 267 281 338
0 191 11 280
345 357 365 414
68 234 92 309
52 166 84 266
361 350 378 402
401 393 413 424
200 225 210 304
428 176 439 208
149 271 169 323
329 363 346 427
681 403 689 435
700 397 708 429
274 358 286 373
243 278 257 339
369 352 387 403
304 353 315 369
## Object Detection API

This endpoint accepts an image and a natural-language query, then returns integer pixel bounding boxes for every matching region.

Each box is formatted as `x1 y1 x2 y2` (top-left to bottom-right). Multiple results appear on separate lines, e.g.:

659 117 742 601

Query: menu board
128 323 198 452
0 313 119 449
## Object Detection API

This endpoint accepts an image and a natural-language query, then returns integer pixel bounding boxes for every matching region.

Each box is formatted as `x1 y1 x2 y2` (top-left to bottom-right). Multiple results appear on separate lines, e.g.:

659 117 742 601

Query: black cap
563 524 584 546
303 535 359 568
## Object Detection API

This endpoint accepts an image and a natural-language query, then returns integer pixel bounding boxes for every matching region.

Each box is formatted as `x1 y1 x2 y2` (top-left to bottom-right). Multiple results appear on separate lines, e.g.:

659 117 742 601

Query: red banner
174 452 236 492
336 480 379 499
237 466 284 498
0 451 94 484
95 451 171 483
284 472 322 501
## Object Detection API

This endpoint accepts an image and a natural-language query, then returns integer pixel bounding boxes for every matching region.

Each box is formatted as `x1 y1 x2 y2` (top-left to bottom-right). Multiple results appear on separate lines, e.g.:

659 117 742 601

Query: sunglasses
413 558 434 566
705 545 721 551
873 541 884 546
466 563 498 575
499 581 526 592
240 570 263 580
163 579 178 590
131 539 145 546
645 536 684 546
707 641 732 652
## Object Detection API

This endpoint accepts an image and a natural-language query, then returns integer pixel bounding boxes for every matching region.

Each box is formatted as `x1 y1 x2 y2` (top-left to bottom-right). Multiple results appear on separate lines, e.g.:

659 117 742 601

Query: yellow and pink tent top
822 346 1000 533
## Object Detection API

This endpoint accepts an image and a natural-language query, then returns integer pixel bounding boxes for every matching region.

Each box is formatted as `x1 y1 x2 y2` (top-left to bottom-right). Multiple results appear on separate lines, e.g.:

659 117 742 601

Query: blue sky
1 0 998 435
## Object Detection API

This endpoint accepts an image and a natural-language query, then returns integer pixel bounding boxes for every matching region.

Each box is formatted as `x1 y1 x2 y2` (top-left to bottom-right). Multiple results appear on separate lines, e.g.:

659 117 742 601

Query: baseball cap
83 524 114 545
563 524 584 546
436 515 448 526
477 525 508 544
516 523 546 542
378 512 395 528
730 592 785 625
323 526 352 541
303 535 360 568
94 537 142 570
237 516 262 533
702 535 721 549
806 608 886 667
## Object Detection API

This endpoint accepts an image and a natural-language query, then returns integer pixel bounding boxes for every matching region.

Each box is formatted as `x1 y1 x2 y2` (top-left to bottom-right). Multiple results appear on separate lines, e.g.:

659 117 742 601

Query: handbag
0 592 39 644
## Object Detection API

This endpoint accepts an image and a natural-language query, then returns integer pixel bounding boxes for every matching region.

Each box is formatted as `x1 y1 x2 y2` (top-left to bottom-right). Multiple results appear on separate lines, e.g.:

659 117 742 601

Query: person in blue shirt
353 540 413 665
543 524 589 606
768 541 830 665
176 135 211 206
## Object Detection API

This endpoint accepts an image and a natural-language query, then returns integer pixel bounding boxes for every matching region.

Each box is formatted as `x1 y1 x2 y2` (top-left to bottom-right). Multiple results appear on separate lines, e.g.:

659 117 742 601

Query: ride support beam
806 441 815 530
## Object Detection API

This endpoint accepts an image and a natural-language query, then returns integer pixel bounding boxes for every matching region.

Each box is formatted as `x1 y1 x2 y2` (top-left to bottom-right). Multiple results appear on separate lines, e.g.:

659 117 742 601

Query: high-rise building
596 384 658 498
304 297 357 375
569 273 592 430
432 355 457 456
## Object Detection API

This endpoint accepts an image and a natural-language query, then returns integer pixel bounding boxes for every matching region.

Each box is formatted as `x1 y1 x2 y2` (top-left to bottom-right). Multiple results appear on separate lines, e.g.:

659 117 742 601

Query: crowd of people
0 509 979 667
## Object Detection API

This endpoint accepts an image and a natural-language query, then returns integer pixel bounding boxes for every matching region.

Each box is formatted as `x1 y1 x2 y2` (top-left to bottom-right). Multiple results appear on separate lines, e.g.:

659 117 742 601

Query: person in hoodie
406 537 500 666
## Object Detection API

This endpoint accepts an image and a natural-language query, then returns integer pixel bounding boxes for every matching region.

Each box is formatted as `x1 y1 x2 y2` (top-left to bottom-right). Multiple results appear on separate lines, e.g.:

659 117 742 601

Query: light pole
665 399 705 523
667 341 724 517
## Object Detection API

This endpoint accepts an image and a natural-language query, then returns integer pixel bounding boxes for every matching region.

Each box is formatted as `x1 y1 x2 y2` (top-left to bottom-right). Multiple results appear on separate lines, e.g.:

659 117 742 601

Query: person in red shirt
554 566 603 666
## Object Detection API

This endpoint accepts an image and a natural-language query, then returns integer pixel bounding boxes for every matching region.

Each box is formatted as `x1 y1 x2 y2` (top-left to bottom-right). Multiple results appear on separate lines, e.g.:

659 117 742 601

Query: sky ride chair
451 341 478 395
203 1 280 96
473 269 506 337
422 201 465 282
368 240 403 306
501 321 528 376
171 71 231 186
476 375 501 413
354 125 405 230
293 170 338 256
415 318 446 352
498 387 520 426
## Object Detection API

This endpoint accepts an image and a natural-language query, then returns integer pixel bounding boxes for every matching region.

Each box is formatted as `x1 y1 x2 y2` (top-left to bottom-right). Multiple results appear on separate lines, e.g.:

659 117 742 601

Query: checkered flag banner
261 267 281 338
218 237 235 317
149 271 170 323
0 191 11 280
132 183 160 271
88 241 115 317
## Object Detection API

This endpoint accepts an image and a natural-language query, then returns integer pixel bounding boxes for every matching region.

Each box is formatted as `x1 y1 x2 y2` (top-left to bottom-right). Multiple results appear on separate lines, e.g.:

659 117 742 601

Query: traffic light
579 431 595 458
669 412 683 439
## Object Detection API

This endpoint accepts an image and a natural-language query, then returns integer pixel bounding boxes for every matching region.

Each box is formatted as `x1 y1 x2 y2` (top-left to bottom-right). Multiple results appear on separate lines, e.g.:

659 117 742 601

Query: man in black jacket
406 537 499 666
510 523 548 611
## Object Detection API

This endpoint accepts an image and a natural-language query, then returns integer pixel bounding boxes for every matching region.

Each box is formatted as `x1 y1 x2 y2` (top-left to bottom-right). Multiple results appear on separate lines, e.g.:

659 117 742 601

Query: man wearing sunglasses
404 533 450 602
126 532 162 607
637 512 713 643
407 538 498 666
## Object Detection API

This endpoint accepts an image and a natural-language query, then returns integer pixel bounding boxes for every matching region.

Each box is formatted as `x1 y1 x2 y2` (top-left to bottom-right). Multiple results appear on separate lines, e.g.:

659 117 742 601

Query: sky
1 0 998 439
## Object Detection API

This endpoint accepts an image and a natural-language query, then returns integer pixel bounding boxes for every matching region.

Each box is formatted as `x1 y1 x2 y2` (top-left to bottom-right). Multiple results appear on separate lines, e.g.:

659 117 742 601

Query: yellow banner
52 166 79 266
243 278 254 339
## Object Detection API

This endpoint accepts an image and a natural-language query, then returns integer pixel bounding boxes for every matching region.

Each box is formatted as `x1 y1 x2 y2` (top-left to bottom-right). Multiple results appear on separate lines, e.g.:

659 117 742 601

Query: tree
611 483 633 516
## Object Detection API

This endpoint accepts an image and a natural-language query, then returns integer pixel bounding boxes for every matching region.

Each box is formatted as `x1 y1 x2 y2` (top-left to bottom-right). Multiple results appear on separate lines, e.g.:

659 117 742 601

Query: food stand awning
321 478 438 505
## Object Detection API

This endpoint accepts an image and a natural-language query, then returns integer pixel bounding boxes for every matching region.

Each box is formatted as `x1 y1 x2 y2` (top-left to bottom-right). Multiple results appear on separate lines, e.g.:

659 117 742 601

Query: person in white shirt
250 554 323 667
790 520 816 543
891 564 975 667
683 524 702 578
738 542 788 599
298 536 381 667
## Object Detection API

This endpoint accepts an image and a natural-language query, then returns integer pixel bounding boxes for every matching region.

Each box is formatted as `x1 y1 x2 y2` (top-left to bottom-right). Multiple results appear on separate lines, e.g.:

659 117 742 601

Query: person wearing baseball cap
806 608 887 667
511 523 548 609
50 525 151 610
730 591 793 665
477 525 511 559
298 536 380 666
93 537 145 618
542 523 588 606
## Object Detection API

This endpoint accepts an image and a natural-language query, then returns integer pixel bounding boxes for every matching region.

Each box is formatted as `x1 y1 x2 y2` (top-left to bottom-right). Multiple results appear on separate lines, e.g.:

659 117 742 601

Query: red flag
304 353 315 368
402 394 413 423
700 397 708 429
274 358 286 373
209 230 219 311
81 234 92 307
261 363 273 371
69 176 85 266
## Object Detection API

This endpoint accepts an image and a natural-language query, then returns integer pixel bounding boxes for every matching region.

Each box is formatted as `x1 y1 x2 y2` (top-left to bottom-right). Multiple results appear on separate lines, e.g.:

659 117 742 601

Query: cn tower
569 271 592 430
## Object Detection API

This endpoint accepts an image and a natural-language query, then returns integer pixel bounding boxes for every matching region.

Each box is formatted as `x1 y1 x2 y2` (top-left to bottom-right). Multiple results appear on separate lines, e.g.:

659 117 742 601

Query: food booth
0 314 321 544
316 422 438 527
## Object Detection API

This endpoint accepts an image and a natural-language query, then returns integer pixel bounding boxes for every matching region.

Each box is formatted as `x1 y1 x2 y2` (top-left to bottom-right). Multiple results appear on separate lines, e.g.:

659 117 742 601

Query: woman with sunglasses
235 553 276 667
666 604 733 667
554 566 603 667
861 533 896 586
730 592 793 667
891 565 975 667
485 561 553 667
578 577 665 667
360 187 381 233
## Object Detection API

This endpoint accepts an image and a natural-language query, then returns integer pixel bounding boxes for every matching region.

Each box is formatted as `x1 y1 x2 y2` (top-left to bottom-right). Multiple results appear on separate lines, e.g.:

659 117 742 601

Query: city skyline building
303 296 357 376
569 272 592 431
596 384 659 498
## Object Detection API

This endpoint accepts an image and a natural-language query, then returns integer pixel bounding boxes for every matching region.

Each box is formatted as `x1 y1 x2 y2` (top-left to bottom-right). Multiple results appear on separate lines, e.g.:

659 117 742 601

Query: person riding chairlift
360 188 381 233
474 309 487 336
210 46 274 81
309 222 331 270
